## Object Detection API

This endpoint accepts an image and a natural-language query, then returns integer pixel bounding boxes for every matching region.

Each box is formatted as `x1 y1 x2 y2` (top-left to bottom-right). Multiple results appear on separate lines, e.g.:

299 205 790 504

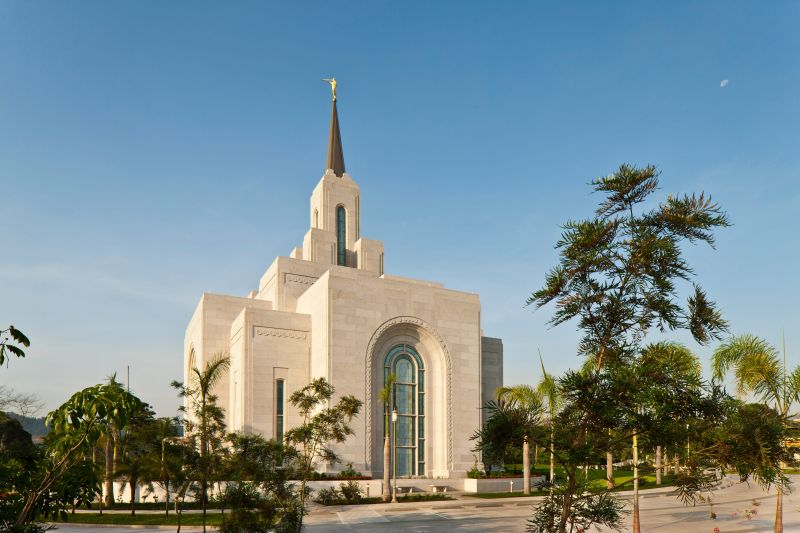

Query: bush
338 480 363 504
314 487 341 506
399 493 453 502
314 480 366 505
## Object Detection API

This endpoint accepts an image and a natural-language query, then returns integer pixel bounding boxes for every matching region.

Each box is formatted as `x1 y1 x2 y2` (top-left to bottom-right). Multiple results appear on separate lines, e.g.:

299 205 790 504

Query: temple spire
323 78 345 177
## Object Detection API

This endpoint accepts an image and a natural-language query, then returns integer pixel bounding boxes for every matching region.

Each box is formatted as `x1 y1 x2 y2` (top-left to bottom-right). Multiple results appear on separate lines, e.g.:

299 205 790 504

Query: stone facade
184 100 503 478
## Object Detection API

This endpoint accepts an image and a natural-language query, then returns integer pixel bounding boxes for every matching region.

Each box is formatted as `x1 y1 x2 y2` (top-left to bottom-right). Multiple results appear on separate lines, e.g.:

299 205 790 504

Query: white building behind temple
184 90 503 478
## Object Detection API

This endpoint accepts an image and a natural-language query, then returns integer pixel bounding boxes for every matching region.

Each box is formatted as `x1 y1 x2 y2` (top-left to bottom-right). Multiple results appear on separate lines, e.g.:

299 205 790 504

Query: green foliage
172 353 230 530
527 482 628 533
285 377 362 532
218 435 302 533
314 480 364 505
314 487 340 506
0 412 36 461
528 164 729 368
5 379 144 530
115 404 159 515
0 325 30 367
471 398 543 469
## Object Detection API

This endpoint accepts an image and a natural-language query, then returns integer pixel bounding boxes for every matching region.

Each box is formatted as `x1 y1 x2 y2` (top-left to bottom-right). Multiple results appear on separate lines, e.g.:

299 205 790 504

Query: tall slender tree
535 352 563 486
497 385 543 494
172 353 230 533
377 373 396 502
285 377 362 533
528 164 730 532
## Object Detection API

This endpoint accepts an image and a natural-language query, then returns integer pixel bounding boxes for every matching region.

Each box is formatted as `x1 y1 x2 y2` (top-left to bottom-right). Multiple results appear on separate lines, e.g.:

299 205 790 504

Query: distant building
184 91 503 478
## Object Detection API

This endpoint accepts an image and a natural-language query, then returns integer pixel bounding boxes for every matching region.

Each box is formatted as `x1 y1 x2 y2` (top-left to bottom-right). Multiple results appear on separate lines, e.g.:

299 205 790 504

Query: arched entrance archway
365 316 452 478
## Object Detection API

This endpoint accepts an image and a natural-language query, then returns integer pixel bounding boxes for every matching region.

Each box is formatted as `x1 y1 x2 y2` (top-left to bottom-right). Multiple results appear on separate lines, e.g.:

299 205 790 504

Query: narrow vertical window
313 208 319 228
379 253 384 276
355 196 360 240
275 379 285 441
336 205 346 266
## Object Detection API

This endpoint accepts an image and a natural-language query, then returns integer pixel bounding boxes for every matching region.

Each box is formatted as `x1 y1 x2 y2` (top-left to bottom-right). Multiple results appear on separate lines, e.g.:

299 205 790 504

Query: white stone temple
184 88 503 478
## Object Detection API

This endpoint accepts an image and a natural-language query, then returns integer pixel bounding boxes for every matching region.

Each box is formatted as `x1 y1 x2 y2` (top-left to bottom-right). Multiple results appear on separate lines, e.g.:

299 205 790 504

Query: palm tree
497 384 542 494
640 341 702 484
378 373 396 502
172 353 230 533
634 341 702 533
154 417 182 515
712 334 799 533
535 352 563 487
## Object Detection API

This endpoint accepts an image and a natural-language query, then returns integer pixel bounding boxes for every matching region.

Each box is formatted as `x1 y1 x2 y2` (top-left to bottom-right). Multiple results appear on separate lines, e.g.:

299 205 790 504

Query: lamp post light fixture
391 407 398 503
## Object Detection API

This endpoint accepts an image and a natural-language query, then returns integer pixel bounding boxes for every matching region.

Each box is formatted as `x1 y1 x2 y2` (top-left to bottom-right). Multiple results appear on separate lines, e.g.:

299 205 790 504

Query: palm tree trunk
549 426 555 484
523 436 531 495
130 478 136 516
655 445 662 485
606 450 614 489
632 433 640 533
104 437 114 506
775 471 783 532
165 479 170 516
383 434 391 502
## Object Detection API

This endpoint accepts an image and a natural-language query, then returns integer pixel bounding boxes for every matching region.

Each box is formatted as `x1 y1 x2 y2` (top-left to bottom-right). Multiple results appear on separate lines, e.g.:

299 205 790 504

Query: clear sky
1 1 798 417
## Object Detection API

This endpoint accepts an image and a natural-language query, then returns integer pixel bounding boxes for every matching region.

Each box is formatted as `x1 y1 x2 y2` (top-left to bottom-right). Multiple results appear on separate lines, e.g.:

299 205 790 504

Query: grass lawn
467 469 675 499
315 493 454 506
86 501 222 511
53 512 223 526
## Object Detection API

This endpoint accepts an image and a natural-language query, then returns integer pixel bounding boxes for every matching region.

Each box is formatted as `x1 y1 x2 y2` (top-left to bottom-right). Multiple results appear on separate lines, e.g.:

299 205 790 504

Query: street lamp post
391 407 398 503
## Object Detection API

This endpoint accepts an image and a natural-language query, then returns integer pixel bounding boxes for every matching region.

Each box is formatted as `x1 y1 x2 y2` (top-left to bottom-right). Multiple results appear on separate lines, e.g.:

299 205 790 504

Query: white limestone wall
294 266 483 478
480 336 503 426
183 293 272 427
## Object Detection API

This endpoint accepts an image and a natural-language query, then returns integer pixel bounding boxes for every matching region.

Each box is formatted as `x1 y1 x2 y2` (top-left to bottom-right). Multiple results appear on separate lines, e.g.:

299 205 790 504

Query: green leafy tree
99 374 127 506
527 164 730 532
172 353 230 533
13 381 144 528
496 385 543 494
151 417 183 516
638 341 701 485
115 404 158 515
285 377 362 533
471 394 543 481
219 433 301 533
712 334 799 533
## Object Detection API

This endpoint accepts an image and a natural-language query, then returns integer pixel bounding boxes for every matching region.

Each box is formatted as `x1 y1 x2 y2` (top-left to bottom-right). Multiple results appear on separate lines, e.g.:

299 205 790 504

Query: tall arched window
187 348 196 377
384 344 425 476
313 208 319 228
336 205 346 266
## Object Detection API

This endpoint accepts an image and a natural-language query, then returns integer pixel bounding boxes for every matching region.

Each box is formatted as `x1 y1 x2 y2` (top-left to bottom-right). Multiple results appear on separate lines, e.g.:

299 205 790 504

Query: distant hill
5 412 48 437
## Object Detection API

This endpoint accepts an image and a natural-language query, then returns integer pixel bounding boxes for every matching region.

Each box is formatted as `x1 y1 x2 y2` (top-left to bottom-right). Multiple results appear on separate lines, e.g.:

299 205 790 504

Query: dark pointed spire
326 98 345 177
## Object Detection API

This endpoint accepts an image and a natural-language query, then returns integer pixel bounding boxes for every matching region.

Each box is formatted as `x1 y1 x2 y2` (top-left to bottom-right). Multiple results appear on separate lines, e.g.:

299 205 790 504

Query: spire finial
322 77 337 101
323 78 345 176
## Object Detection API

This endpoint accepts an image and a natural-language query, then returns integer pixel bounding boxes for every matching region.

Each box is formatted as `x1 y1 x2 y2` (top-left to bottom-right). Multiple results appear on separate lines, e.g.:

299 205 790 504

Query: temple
183 86 503 477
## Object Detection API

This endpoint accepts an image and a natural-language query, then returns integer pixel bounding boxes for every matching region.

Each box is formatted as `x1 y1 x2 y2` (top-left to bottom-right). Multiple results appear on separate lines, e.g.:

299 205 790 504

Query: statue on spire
322 77 337 101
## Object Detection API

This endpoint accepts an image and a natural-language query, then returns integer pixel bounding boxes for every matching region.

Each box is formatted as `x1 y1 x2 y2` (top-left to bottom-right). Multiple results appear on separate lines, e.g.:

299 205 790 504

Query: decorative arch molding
364 316 452 472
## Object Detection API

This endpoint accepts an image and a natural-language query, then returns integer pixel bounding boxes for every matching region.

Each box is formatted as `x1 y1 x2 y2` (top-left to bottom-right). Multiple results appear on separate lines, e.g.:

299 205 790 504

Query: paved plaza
49 476 800 533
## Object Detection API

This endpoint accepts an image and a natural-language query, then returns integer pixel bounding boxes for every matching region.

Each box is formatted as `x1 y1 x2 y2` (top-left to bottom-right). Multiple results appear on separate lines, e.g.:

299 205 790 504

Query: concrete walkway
50 476 800 532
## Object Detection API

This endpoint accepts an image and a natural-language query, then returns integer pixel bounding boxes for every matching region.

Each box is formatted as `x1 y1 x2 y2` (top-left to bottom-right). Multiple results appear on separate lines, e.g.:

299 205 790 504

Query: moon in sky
720 79 729 87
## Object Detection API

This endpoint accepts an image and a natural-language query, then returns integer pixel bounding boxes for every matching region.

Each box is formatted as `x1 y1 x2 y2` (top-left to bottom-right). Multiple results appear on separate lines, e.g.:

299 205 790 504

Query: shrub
314 487 341 506
339 480 363 504
340 463 363 479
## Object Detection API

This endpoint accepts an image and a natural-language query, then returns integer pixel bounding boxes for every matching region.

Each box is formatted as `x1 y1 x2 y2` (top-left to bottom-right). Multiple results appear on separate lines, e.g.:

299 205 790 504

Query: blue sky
1 1 798 416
